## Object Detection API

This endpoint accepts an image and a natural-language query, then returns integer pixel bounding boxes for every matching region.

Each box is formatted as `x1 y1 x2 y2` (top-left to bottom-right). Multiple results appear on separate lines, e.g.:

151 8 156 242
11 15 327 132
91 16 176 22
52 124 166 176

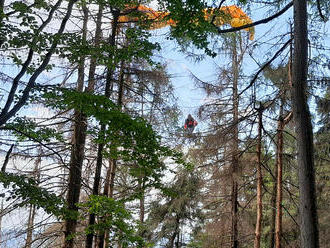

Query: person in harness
184 114 198 134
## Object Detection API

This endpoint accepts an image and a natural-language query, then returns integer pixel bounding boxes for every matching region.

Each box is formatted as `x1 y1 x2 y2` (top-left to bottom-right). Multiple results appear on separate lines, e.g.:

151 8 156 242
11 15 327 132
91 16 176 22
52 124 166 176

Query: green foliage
0 0 73 75
0 172 70 218
80 195 145 247
4 117 64 142
157 0 217 57
60 27 160 67
1 1 48 49
146 168 202 245
40 86 188 190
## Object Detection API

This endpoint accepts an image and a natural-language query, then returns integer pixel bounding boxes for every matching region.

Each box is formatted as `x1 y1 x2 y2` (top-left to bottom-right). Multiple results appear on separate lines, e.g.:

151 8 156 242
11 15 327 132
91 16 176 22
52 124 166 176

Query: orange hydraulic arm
119 5 255 40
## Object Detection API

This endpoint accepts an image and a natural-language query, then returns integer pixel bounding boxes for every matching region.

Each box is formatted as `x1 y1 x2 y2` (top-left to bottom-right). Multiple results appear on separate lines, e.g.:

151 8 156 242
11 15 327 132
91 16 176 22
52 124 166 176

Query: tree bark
63 4 93 248
275 114 284 248
254 106 263 248
84 4 106 248
230 35 239 248
0 199 3 245
139 180 145 223
168 215 180 248
96 11 120 248
64 111 88 248
25 204 36 248
268 97 284 248
268 163 277 248
292 0 319 247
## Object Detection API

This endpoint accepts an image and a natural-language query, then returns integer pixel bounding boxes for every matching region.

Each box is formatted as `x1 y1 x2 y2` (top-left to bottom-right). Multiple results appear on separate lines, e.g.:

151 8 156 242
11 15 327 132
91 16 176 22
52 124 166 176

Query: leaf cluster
4 117 64 143
80 195 145 247
41 86 187 189
0 172 70 218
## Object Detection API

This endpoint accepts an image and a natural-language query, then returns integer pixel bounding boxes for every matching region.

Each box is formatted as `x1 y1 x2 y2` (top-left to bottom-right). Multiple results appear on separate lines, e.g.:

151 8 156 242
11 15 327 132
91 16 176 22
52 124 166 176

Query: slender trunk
64 111 88 248
77 5 88 92
168 216 180 248
139 180 145 223
0 199 3 245
104 57 126 248
292 1 319 247
108 160 118 199
268 164 278 248
274 111 293 248
275 114 284 248
63 4 92 248
25 160 40 248
80 4 104 248
25 204 36 248
139 193 145 223
97 12 120 248
254 106 263 248
230 35 239 248
268 98 284 248
175 227 180 248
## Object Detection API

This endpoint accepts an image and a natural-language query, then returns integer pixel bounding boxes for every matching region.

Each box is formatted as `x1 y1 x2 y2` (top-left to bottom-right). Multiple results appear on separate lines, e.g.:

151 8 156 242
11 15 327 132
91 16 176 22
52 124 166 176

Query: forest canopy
0 0 329 248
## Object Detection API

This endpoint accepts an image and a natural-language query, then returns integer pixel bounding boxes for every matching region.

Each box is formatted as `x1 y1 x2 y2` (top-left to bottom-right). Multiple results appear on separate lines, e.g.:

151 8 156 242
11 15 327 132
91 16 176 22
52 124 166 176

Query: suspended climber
184 114 198 134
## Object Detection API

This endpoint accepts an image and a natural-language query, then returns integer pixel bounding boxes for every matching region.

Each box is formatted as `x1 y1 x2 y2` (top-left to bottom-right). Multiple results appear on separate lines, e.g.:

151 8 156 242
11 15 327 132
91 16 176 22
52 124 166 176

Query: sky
149 2 330 131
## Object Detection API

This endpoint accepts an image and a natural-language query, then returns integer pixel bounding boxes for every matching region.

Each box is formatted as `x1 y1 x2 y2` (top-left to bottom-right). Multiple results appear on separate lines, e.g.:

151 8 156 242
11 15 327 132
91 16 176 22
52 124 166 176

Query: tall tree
292 0 319 246
254 104 263 248
64 3 93 247
230 34 240 248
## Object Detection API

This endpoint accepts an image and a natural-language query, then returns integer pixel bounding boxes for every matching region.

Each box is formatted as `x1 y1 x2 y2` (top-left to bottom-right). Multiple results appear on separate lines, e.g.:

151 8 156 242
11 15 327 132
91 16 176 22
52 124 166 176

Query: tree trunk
268 164 277 248
275 114 284 248
64 111 88 248
25 161 40 248
254 106 263 248
268 97 284 248
230 35 239 248
63 4 93 248
168 216 180 248
292 0 319 247
0 199 3 245
139 179 145 223
96 12 121 248
25 204 36 248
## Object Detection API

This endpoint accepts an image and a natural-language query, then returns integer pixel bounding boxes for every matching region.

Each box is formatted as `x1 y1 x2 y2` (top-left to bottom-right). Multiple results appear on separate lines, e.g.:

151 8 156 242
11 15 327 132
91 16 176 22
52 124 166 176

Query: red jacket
184 118 197 129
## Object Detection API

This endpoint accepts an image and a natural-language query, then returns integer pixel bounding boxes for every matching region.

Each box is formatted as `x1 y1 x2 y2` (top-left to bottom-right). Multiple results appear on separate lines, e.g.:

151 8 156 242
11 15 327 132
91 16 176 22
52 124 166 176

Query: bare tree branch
316 0 326 22
0 0 78 126
239 38 292 97
216 2 293 34
1 144 14 172
0 0 63 117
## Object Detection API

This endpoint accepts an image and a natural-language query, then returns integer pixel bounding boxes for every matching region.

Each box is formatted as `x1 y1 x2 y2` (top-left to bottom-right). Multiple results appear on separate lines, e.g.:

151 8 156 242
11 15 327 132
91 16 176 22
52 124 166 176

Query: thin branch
1 144 14 172
239 38 292 97
0 127 66 166
316 0 326 22
216 2 293 34
0 0 63 117
0 0 78 126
